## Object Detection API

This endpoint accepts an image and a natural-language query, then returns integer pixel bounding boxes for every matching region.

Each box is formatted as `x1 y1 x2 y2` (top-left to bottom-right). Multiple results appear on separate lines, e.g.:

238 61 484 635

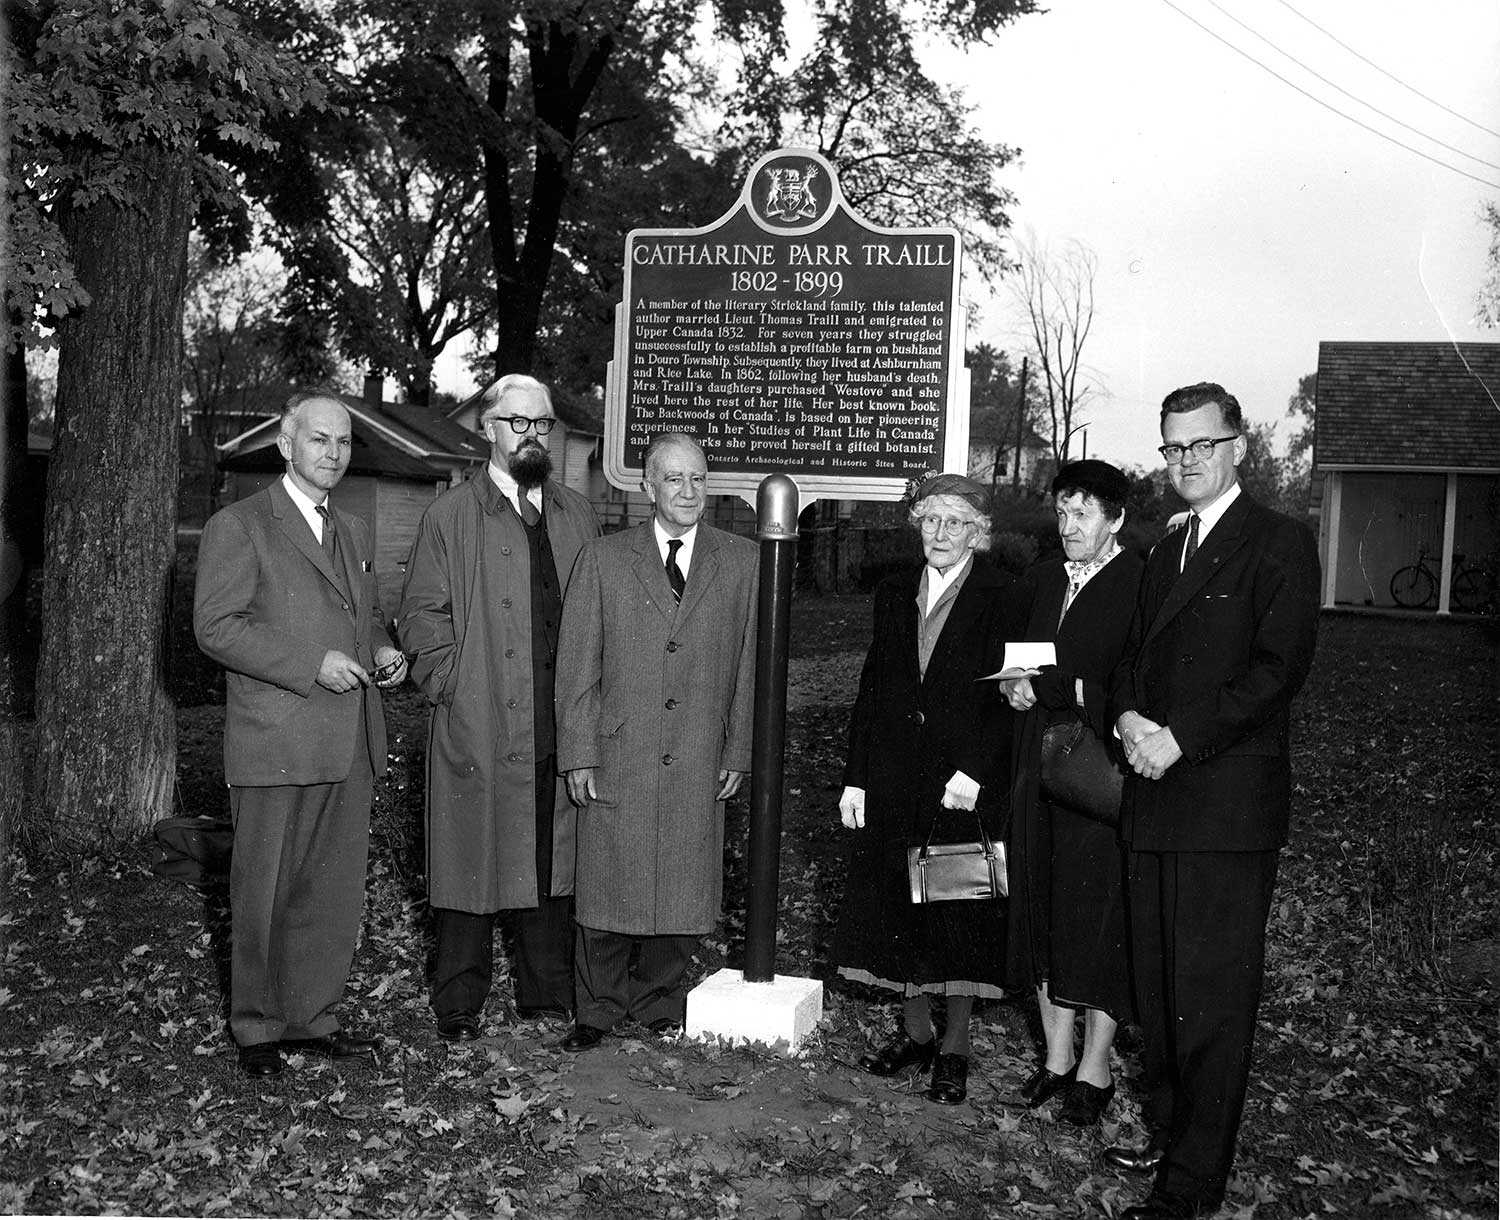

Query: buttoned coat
397 472 600 912
1109 493 1321 852
194 478 391 786
555 521 758 936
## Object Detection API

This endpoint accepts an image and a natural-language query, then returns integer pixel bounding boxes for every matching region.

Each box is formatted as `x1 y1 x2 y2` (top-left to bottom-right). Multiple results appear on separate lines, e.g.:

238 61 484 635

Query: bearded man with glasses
397 374 601 1042
1105 382 1320 1220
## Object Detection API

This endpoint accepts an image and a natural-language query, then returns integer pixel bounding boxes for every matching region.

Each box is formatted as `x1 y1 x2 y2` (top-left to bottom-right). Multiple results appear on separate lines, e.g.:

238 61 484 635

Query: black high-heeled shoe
1060 1077 1115 1125
1018 1062 1076 1108
857 1032 936 1077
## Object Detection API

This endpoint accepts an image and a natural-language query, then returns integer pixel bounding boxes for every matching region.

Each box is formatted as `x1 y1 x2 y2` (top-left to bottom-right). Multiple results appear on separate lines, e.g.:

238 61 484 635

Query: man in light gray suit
554 433 757 1051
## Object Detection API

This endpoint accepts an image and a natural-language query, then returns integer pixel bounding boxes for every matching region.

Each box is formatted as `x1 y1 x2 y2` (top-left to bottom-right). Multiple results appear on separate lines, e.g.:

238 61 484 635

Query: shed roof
219 392 487 478
1314 341 1500 470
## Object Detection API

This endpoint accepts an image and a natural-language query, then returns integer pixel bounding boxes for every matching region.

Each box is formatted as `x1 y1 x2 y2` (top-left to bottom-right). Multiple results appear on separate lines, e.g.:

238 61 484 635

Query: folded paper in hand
980 641 1057 681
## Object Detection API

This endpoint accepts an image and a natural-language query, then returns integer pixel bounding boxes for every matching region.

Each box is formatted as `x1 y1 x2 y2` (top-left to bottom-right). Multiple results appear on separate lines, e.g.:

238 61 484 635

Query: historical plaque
604 148 968 503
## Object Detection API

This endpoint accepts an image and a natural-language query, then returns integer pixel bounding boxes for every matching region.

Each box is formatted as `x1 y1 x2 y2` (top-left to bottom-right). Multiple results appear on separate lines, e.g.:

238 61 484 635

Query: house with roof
1312 341 1498 615
217 377 490 616
966 407 1052 494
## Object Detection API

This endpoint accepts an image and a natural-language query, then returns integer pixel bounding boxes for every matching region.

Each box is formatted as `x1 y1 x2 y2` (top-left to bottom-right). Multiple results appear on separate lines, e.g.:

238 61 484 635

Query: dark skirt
833 806 1007 994
1005 738 1130 1017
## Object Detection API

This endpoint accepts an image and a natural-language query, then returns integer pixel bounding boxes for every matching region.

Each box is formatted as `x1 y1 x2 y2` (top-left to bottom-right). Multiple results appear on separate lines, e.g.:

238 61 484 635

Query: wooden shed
219 387 487 617
1312 341 1499 615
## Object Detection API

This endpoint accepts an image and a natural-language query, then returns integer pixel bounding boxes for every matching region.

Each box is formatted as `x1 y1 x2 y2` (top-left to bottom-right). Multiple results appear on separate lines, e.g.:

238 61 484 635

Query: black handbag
907 813 1007 903
1039 718 1125 825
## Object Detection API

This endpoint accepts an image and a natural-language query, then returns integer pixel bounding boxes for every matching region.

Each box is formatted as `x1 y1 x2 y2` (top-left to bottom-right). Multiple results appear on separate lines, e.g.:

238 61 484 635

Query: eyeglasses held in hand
918 514 976 536
1158 435 1238 464
370 656 405 683
486 415 557 435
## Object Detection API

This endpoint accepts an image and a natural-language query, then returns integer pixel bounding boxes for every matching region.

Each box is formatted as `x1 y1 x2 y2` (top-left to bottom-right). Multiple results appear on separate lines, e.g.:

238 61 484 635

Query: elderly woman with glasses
999 460 1145 1127
834 473 1021 1106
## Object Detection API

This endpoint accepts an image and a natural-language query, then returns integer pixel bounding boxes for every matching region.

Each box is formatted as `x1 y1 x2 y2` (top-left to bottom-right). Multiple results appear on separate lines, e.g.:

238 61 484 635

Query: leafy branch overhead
2 0 328 351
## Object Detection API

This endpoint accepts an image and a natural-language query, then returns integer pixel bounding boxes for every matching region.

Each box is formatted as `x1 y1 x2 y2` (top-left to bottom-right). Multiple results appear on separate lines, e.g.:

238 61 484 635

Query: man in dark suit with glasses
398 374 600 1042
1107 382 1320 1219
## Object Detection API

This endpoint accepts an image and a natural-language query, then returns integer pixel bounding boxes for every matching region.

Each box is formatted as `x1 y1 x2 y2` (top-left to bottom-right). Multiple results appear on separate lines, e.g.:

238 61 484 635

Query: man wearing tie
554 432 758 1051
195 391 407 1077
1107 383 1320 1218
398 374 600 1041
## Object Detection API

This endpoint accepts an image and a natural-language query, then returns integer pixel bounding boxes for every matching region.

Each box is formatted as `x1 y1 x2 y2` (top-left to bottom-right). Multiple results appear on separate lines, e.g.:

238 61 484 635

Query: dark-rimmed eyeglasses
485 415 556 435
1158 435 1238 465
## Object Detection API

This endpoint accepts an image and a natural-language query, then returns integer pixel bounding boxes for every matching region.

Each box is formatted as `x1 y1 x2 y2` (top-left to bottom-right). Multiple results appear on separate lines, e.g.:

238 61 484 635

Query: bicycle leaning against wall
1389 544 1496 614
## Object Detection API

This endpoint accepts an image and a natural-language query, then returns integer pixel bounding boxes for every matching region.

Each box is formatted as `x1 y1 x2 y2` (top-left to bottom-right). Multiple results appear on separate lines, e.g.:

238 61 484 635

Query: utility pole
1012 356 1028 492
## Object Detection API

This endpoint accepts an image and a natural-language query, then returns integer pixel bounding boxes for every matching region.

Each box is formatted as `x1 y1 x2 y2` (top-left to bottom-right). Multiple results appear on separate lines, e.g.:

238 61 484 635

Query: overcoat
1002 552 1142 1018
833 558 1019 989
195 478 390 786
555 521 758 936
397 472 600 912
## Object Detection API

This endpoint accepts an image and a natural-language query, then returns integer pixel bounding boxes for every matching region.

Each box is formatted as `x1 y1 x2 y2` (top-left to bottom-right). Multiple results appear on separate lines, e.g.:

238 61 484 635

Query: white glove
839 786 866 829
941 770 980 811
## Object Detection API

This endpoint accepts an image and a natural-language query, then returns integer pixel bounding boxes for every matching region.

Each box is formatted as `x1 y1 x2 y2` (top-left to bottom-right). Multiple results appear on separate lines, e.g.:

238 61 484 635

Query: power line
1273 0 1500 141
1203 0 1500 172
1158 0 1500 191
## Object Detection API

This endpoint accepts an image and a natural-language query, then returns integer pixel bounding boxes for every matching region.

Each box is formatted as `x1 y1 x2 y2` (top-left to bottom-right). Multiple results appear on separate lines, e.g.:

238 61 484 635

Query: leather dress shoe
1120 1191 1207 1219
436 1013 481 1042
1104 1140 1168 1175
283 1030 379 1058
926 1053 969 1105
1060 1078 1115 1126
239 1042 284 1077
857 1032 936 1077
1019 1062 1076 1108
645 1017 683 1037
560 1022 610 1052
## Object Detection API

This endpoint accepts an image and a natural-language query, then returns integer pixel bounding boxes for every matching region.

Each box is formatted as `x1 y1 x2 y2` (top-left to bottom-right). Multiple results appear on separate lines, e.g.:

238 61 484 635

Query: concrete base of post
685 968 824 1053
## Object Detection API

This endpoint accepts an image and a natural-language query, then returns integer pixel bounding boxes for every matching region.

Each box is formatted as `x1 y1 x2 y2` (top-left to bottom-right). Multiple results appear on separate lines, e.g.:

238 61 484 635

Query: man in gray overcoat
554 433 758 1050
397 374 601 1041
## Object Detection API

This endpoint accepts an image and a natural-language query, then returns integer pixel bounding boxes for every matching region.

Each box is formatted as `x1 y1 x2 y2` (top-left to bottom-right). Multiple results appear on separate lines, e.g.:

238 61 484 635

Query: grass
0 606 1495 1218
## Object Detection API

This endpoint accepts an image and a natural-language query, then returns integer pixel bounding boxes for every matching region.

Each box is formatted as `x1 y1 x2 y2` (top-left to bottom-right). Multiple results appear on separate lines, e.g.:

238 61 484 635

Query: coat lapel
330 502 361 621
921 564 986 691
269 478 344 597
631 523 678 622
673 527 721 627
1142 494 1254 649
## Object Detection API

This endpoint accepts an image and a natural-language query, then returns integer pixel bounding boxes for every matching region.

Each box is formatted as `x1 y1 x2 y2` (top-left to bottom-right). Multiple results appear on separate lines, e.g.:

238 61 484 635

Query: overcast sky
937 0 1500 468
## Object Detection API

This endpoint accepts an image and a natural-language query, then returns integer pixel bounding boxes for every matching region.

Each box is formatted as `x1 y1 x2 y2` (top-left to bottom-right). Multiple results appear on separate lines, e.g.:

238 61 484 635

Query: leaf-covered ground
1 603 1495 1219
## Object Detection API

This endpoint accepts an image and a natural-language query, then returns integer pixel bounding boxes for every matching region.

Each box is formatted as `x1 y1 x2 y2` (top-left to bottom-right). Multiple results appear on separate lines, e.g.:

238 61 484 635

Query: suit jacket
396 472 600 911
555 521 758 935
194 479 393 787
1110 492 1320 852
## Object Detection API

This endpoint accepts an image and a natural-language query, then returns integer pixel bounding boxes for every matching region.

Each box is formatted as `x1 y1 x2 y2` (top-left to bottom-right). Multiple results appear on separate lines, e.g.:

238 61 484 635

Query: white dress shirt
487 460 544 519
653 520 699 577
281 474 329 543
1182 482 1241 568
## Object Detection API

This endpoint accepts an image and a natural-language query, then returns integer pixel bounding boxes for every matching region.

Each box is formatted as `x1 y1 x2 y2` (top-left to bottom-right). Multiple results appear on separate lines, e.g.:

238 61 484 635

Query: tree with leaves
1476 200 1499 330
276 0 1034 403
1007 233 1099 463
3 0 325 851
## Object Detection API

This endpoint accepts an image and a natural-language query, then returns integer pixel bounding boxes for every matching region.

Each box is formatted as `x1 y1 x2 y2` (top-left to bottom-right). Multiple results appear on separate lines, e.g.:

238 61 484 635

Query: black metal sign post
744 474 798 983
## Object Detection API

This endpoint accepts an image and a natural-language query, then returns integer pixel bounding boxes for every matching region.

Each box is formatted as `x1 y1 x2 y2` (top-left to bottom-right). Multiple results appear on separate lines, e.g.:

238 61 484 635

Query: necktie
666 539 686 603
1182 513 1200 569
315 504 336 559
518 492 541 527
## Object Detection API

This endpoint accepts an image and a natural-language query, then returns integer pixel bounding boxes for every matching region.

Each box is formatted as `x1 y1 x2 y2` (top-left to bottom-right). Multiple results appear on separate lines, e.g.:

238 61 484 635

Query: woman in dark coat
1000 460 1144 1127
835 473 1019 1107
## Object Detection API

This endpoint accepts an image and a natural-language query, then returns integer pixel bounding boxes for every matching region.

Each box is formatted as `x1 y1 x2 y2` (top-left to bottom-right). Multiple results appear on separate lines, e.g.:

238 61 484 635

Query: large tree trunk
31 145 192 853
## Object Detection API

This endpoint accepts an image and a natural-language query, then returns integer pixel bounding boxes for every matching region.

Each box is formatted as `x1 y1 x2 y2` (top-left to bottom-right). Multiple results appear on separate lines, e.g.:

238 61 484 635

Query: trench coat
397 471 600 912
833 558 1019 991
555 521 758 936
